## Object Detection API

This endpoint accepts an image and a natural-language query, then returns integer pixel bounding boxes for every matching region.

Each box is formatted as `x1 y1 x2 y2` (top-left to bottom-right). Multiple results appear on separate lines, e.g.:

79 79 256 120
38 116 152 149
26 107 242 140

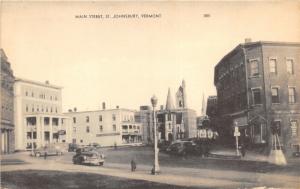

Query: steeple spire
165 88 175 110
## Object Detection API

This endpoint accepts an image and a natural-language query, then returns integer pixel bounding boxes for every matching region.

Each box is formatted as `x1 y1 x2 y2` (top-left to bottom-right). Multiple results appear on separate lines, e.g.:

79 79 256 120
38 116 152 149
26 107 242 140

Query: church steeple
176 79 187 109
165 88 175 110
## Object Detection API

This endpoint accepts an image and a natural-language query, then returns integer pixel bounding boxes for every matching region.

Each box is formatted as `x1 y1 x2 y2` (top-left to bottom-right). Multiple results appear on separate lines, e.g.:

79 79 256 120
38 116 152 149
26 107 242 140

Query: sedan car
34 145 64 157
73 150 105 166
166 141 197 156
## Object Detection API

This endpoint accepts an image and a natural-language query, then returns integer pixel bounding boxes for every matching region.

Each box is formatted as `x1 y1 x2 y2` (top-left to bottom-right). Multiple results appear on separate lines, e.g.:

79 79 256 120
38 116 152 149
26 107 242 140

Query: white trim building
65 106 142 147
14 78 71 150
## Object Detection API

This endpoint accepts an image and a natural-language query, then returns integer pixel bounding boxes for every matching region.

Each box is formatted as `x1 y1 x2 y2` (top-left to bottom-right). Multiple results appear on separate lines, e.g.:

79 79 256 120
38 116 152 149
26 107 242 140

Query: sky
1 1 300 115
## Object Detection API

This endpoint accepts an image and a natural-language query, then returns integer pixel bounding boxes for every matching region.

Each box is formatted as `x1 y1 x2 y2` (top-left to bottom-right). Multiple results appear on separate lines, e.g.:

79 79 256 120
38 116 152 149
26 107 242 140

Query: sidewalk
209 148 268 162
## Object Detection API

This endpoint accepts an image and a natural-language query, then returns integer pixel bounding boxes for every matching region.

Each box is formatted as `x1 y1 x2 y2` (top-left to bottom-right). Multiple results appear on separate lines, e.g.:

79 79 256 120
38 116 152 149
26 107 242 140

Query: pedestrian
240 144 246 157
131 158 136 172
44 151 48 159
114 142 117 150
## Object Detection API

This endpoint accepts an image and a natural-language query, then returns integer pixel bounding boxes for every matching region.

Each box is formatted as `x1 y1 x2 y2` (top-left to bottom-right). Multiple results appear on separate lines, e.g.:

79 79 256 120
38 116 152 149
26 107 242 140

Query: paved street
1 146 300 189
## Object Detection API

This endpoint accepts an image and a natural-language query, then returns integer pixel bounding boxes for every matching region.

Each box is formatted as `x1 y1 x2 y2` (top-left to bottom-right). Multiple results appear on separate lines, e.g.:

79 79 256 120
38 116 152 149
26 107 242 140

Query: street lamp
151 95 160 175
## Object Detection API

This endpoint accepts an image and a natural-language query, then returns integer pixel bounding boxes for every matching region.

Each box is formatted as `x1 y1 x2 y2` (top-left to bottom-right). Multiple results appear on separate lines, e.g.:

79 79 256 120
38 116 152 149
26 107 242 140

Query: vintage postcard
1 1 300 189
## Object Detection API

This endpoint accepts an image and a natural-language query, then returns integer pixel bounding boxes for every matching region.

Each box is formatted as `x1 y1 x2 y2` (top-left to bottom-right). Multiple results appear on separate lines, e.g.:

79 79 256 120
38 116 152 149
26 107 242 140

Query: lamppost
151 95 160 175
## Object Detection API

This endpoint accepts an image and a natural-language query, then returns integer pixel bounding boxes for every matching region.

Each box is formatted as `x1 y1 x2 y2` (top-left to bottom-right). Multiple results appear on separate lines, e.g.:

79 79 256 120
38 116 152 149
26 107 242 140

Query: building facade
214 41 300 155
136 81 197 144
14 78 71 151
65 106 142 147
1 49 15 153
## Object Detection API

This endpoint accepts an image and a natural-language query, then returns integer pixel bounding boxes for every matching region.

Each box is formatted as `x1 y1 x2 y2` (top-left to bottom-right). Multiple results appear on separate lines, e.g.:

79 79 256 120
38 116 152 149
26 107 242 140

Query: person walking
240 143 246 157
44 151 48 159
131 158 136 172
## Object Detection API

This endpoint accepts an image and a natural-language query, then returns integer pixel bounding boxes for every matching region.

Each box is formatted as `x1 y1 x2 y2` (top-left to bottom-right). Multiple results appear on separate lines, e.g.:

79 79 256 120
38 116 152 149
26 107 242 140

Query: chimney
116 105 119 109
245 38 252 43
45 80 50 84
73 107 77 112
102 102 106 110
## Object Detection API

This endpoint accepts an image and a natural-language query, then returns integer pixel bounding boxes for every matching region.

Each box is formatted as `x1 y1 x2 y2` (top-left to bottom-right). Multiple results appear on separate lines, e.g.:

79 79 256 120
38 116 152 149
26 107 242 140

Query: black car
73 150 105 166
166 141 197 156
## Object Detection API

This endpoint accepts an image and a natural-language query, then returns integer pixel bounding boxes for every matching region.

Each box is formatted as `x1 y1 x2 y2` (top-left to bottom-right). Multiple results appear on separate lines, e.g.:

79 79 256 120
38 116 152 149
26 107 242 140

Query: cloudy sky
1 1 299 114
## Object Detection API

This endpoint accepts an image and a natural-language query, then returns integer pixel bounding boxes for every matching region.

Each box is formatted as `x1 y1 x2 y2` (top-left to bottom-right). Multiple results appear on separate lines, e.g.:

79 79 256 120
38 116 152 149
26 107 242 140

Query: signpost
234 122 240 156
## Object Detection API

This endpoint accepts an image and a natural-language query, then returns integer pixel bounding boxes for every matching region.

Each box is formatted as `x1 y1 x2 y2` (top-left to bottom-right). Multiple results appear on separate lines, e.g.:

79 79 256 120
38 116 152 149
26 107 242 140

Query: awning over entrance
233 116 248 127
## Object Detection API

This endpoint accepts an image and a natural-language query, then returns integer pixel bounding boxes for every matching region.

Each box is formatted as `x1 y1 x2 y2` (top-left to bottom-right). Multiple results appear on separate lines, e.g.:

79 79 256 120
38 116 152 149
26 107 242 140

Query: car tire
36 153 41 157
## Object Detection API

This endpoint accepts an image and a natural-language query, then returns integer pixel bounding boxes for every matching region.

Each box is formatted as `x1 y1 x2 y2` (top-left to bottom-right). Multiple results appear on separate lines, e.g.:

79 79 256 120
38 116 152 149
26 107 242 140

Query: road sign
234 132 241 137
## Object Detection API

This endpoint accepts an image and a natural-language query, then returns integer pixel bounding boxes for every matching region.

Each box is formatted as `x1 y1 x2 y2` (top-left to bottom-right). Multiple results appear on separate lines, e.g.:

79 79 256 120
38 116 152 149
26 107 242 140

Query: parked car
34 145 64 157
68 143 80 152
158 140 171 152
166 141 197 156
73 150 105 166
88 143 101 148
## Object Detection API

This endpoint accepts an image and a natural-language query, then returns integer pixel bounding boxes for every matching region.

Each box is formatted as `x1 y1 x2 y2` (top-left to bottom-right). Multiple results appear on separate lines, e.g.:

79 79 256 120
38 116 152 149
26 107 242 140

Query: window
50 96 52 100
55 107 58 113
286 59 294 74
113 124 116 132
31 92 34 97
99 125 103 132
252 88 261 105
289 87 296 104
37 106 39 112
55 96 58 101
86 126 90 133
80 140 83 143
271 87 280 103
73 127 76 133
112 114 116 121
26 105 28 112
73 117 76 124
291 120 298 137
99 115 102 122
269 59 277 74
86 116 89 123
32 105 34 112
250 59 259 76
25 91 28 96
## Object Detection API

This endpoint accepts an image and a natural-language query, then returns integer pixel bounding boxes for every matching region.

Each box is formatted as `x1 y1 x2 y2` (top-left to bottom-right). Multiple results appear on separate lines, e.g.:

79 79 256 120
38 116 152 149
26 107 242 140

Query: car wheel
36 153 41 157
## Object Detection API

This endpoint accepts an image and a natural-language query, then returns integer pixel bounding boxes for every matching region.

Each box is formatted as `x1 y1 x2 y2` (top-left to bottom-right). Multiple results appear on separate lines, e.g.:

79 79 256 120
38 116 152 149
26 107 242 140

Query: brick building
214 41 300 155
1 49 15 153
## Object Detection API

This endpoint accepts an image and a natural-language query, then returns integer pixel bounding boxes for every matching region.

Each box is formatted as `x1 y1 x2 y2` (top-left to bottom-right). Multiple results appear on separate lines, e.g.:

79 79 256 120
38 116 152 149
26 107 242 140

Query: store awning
233 116 248 127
